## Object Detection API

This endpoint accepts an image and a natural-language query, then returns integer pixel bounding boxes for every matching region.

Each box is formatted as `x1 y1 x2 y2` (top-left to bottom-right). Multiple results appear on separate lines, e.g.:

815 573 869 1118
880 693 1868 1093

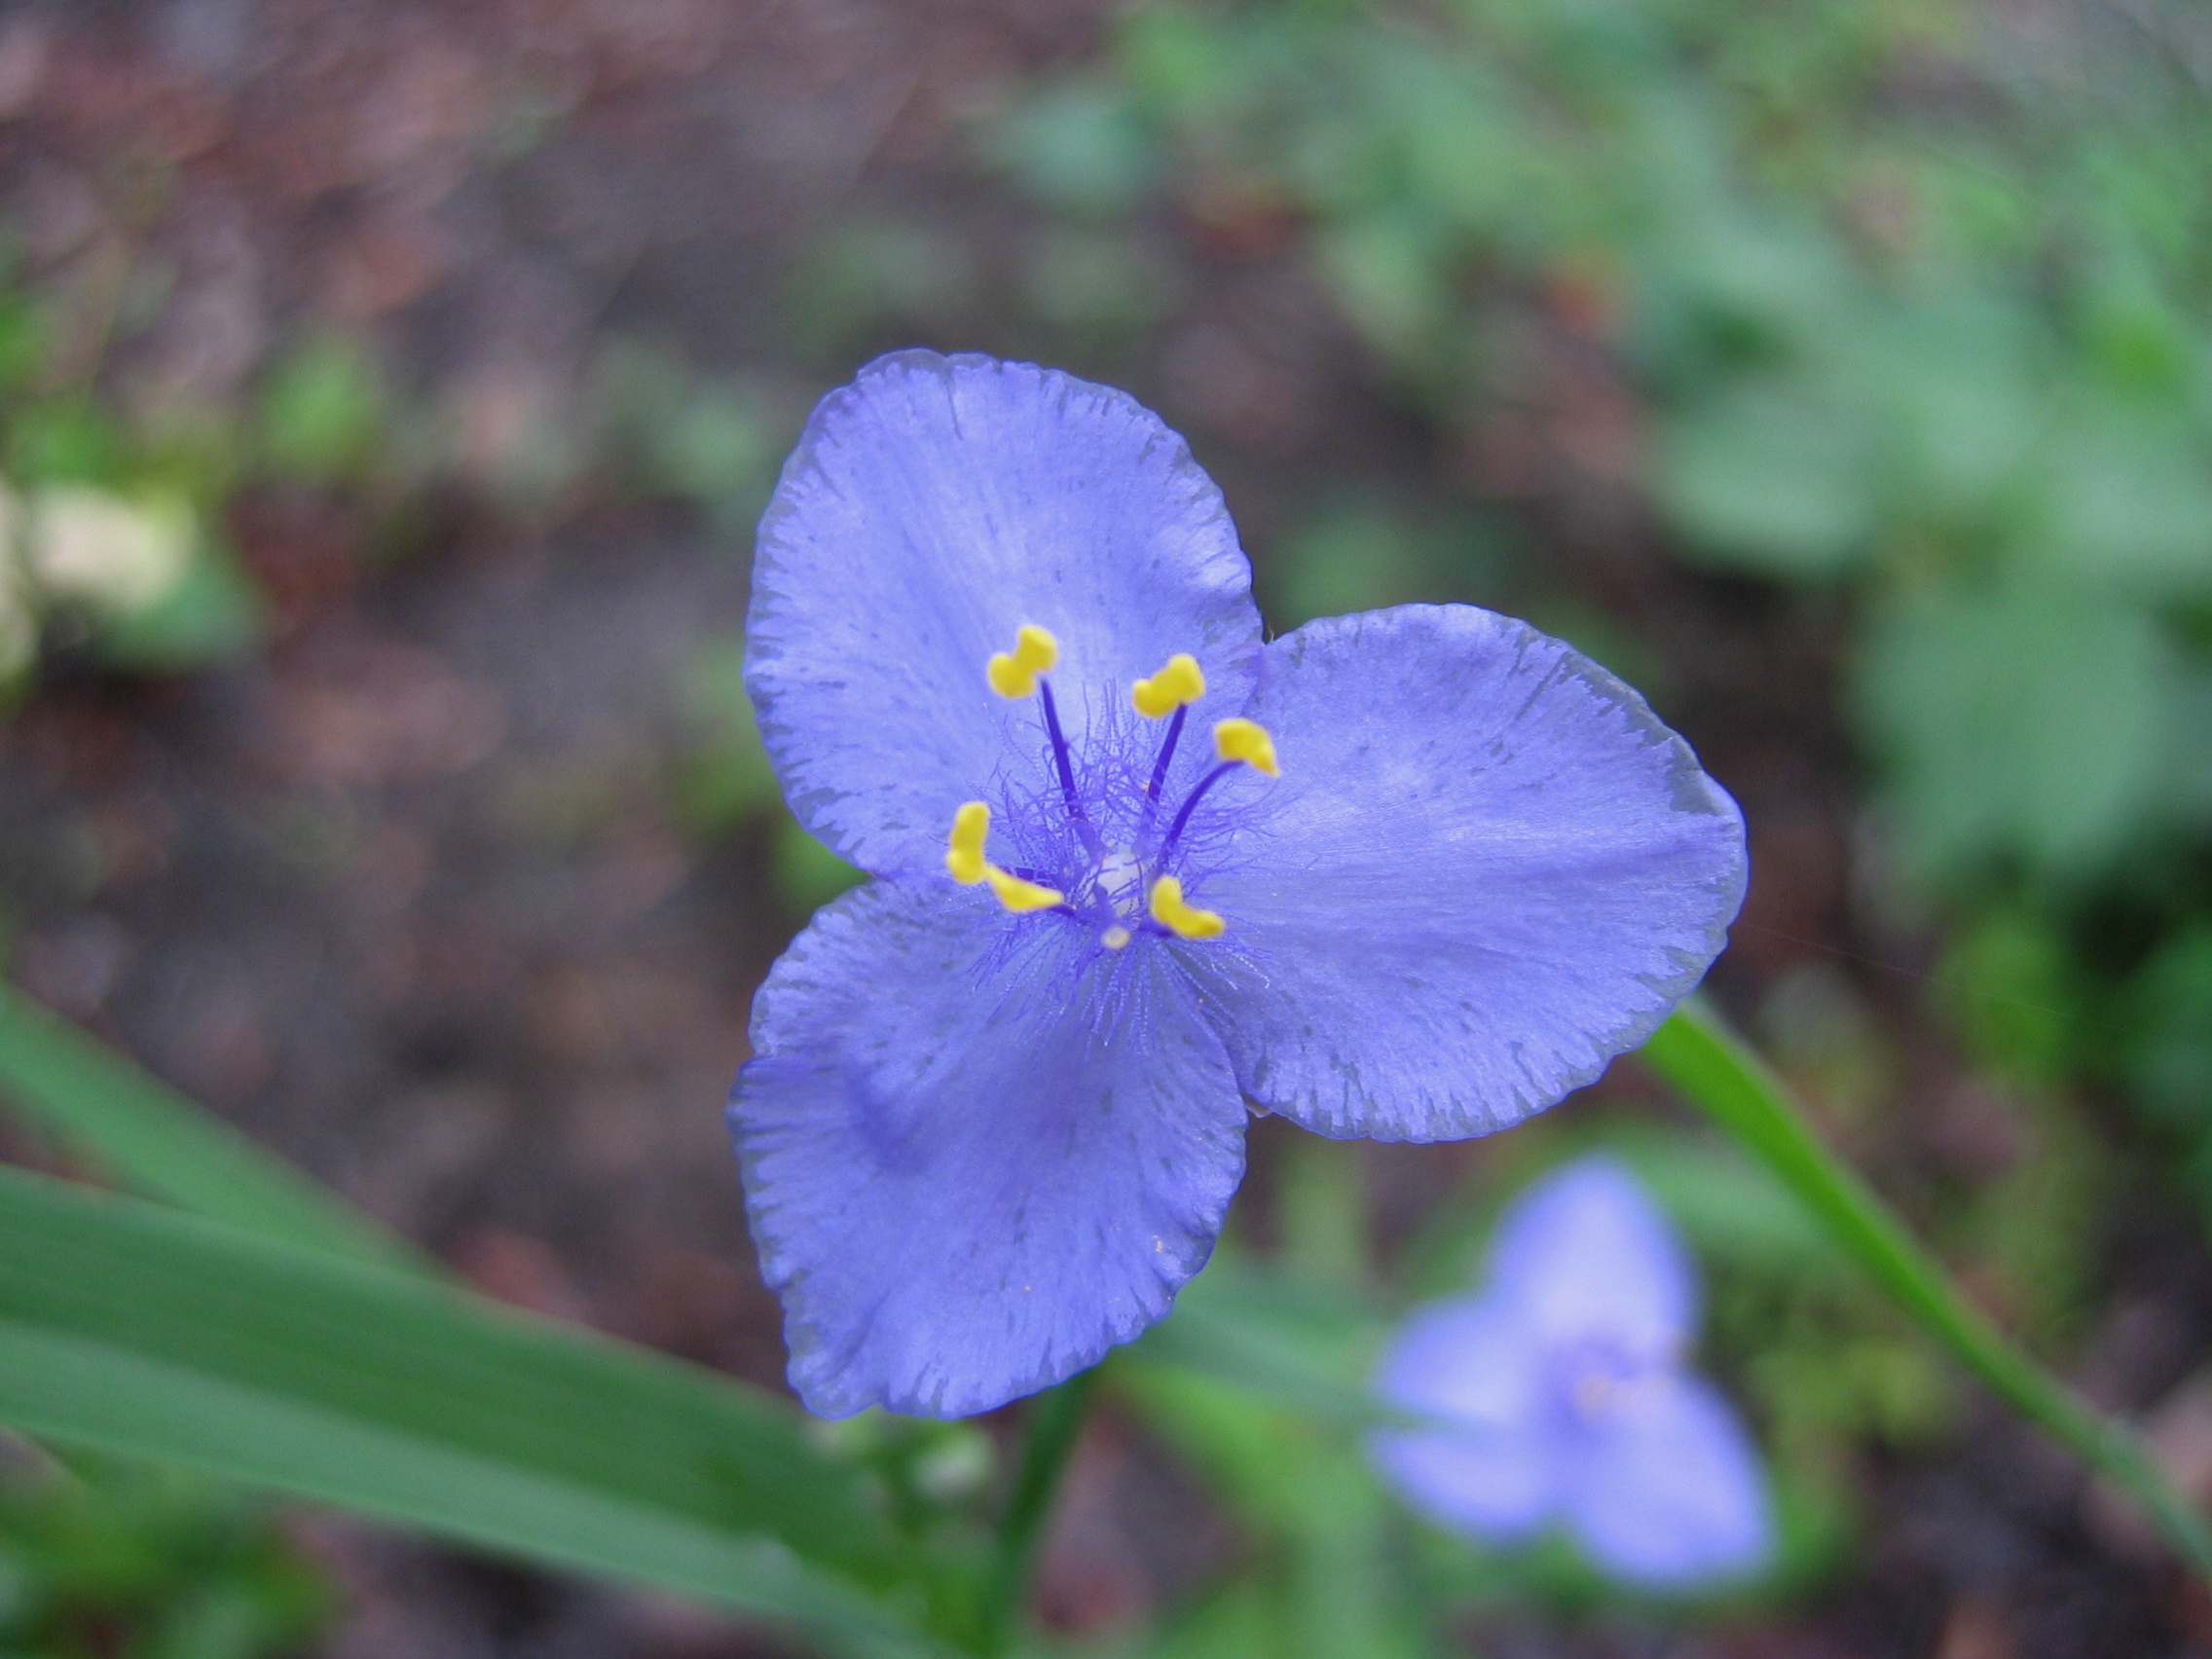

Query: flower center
942 624 1279 945
1553 1336 1671 1423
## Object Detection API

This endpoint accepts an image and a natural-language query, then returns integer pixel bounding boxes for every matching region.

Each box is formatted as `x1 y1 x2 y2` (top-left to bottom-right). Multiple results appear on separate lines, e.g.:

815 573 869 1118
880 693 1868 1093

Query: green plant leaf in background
256 333 387 485
1654 378 1879 579
93 536 265 669
1856 581 2173 879
0 1163 946 1658
1641 1000 2212 1580
0 985 421 1273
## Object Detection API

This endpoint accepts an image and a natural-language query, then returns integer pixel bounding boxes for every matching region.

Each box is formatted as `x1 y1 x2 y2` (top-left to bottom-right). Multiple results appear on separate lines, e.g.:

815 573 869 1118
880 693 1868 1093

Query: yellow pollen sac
947 801 1063 911
1132 652 1206 719
1213 717 1280 777
945 800 990 884
1149 875 1225 940
985 866 1065 913
986 623 1060 700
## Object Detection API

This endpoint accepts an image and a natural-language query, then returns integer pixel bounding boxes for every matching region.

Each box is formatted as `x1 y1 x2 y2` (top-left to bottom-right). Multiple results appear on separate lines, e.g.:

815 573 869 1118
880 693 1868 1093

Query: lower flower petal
1563 1372 1772 1588
1201 605 1747 1141
730 880 1247 1419
1369 1425 1559 1544
1370 1294 1558 1540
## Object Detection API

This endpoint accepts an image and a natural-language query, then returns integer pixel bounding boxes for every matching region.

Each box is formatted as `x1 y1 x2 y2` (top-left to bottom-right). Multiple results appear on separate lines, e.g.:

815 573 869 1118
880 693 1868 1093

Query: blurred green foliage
0 251 265 682
0 1450 328 1659
1118 1123 1953 1649
985 0 2212 1222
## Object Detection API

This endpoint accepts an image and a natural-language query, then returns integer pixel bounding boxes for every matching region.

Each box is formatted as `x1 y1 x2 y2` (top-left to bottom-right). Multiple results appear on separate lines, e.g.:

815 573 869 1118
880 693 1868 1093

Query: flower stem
1642 999 2212 1583
977 1366 1100 1653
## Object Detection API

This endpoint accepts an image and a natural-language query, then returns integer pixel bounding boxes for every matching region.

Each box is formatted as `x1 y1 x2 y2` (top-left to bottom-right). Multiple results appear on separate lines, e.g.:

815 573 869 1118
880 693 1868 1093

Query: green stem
977 1367 1100 1653
1642 999 2212 1581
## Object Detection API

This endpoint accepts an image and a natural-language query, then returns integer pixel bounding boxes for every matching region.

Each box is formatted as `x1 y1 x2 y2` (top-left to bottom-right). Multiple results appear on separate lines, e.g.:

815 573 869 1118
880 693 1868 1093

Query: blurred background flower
0 0 2208 1653
1371 1157 1771 1590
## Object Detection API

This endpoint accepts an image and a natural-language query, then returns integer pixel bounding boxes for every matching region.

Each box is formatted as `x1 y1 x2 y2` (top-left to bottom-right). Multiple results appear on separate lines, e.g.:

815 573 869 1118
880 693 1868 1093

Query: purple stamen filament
1157 760 1238 865
1144 705 1187 803
1037 679 1082 818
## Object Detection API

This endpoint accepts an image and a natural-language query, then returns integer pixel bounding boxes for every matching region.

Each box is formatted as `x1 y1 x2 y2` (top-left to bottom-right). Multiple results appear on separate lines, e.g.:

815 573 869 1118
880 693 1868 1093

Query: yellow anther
1132 652 1206 719
1213 717 1280 778
1149 875 1225 940
946 800 991 884
985 866 1065 913
949 800 1063 911
986 623 1060 700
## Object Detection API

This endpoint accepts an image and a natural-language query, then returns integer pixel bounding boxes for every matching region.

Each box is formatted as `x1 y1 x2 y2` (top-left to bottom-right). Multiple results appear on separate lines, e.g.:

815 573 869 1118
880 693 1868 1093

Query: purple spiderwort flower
1370 1158 1771 1588
731 350 1748 1419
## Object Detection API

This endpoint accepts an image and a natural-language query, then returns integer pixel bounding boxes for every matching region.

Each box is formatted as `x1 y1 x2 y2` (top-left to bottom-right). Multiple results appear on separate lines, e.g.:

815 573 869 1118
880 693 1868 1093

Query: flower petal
730 880 1247 1419
1199 605 1746 1140
1487 1158 1695 1358
1369 1425 1560 1543
1369 1293 1558 1540
1562 1372 1772 1588
1373 1293 1547 1428
746 350 1264 875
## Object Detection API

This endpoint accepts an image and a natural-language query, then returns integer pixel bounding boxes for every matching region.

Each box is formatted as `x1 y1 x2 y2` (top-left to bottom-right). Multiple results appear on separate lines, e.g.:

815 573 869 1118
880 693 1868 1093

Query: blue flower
1370 1157 1771 1588
731 350 1748 1419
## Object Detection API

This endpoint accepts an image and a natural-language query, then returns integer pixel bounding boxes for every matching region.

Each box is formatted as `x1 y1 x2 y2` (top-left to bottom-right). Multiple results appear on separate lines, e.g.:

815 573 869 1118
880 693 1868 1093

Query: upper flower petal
1561 1371 1772 1588
1486 1158 1695 1358
729 879 1248 1419
746 350 1264 875
1373 1293 1548 1429
1198 605 1747 1141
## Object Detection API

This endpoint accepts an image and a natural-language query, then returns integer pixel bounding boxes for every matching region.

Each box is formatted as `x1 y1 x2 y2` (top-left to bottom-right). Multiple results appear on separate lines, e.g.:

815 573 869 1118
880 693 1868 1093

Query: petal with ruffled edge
1197 605 1746 1141
746 350 1263 876
1562 1372 1772 1588
730 880 1248 1419
1369 1294 1559 1539
1486 1159 1694 1358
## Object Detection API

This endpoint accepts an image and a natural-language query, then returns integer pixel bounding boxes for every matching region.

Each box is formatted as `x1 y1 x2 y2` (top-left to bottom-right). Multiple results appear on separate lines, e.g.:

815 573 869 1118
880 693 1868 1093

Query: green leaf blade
0 1164 939 1657
1642 1000 2212 1581
0 984 423 1272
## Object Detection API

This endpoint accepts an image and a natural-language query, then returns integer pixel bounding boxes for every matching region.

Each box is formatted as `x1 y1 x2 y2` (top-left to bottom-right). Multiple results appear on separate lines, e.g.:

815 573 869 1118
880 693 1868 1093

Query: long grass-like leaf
0 1163 943 1657
1643 999 2212 1581
0 984 421 1272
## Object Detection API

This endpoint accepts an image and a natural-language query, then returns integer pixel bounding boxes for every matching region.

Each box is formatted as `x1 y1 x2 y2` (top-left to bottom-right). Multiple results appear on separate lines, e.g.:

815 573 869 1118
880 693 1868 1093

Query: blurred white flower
27 485 195 616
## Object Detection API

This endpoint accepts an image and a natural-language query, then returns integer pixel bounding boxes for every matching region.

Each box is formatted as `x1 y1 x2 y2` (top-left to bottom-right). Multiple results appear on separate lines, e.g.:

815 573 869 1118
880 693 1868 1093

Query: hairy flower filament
986 624 1093 837
960 636 1278 938
1156 719 1280 865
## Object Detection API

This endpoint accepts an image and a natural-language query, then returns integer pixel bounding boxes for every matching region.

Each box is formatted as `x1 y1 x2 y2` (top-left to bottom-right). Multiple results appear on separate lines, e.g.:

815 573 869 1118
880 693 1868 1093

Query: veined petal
746 350 1263 875
1487 1159 1695 1358
1199 605 1746 1141
1562 1372 1772 1588
729 880 1247 1419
